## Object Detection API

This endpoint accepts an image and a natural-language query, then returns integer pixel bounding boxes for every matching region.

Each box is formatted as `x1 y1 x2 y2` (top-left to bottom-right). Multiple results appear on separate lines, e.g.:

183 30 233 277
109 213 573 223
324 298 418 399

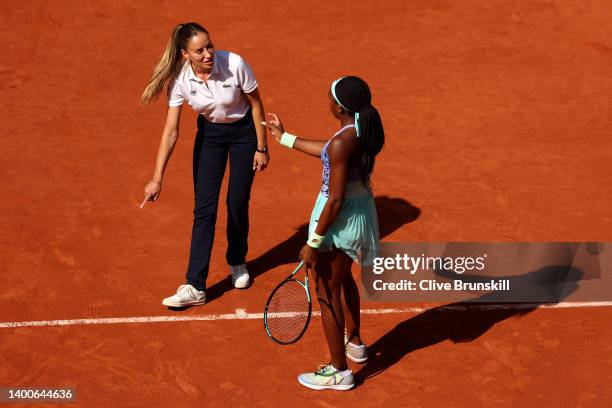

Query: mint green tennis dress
308 124 379 266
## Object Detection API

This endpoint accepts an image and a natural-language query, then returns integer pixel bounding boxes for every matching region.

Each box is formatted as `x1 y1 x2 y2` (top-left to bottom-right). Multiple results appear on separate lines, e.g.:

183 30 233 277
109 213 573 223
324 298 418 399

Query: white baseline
1 301 611 329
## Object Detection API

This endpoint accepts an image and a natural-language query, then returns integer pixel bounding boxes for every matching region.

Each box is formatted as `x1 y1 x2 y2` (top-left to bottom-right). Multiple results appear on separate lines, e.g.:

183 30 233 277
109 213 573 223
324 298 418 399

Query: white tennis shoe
230 264 250 289
298 364 354 391
162 284 206 307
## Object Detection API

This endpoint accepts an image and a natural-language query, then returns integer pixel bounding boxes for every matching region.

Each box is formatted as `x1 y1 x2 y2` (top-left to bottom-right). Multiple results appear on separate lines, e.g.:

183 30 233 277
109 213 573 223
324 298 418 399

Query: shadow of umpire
203 195 421 304
354 264 583 384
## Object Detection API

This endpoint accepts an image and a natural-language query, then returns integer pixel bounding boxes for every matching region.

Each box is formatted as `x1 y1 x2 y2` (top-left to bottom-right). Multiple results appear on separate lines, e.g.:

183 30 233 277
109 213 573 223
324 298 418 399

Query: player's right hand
140 180 162 208
299 244 318 271
262 112 285 142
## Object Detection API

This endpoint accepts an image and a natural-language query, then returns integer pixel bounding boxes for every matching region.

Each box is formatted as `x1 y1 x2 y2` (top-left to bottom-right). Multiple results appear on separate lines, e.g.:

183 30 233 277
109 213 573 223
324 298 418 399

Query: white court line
1 301 611 329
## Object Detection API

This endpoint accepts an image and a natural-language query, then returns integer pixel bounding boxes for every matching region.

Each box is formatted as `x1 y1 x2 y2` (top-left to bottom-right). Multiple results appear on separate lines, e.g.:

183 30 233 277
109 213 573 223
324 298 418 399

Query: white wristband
307 232 326 249
280 132 297 149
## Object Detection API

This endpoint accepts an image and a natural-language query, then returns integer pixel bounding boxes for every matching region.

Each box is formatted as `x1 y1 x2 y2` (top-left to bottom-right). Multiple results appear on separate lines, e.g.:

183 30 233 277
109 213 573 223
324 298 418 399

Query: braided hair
333 76 385 190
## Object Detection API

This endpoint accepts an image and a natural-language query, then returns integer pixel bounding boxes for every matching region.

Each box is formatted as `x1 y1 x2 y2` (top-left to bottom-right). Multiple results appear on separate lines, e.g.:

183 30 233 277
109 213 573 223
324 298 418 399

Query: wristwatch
256 146 268 154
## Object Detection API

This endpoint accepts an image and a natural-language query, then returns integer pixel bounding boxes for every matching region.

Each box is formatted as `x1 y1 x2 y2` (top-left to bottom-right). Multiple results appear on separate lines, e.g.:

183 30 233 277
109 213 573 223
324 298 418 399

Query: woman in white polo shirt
140 22 269 307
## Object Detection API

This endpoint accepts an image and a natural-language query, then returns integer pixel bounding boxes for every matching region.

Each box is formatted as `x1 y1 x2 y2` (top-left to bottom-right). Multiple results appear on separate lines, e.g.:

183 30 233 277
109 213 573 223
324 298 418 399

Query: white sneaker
297 364 354 391
345 334 368 363
162 284 206 307
230 264 250 289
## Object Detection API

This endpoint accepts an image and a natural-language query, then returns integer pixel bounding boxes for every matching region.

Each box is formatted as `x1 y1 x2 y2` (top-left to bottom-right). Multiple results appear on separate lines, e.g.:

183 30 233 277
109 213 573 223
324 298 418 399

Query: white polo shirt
167 50 258 123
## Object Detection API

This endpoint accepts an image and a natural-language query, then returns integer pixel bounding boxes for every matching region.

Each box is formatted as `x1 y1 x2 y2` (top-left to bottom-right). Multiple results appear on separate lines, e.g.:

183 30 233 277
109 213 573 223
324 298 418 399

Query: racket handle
292 260 304 275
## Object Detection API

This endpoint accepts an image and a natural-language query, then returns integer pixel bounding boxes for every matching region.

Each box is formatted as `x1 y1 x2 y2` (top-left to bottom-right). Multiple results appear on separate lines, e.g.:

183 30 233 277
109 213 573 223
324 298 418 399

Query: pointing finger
266 112 280 125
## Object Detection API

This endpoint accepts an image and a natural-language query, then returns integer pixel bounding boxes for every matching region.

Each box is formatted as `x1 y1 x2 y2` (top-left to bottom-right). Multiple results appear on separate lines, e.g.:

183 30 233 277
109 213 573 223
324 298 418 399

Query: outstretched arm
262 112 327 158
293 138 328 158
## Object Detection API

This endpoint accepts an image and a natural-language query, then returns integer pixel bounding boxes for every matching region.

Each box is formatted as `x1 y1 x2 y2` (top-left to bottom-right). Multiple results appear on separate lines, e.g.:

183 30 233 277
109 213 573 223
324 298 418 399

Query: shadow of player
354 264 583 385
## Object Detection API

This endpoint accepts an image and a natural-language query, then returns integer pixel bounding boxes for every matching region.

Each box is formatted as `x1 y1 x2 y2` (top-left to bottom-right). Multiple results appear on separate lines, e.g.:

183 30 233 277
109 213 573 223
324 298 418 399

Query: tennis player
263 76 384 390
140 22 269 307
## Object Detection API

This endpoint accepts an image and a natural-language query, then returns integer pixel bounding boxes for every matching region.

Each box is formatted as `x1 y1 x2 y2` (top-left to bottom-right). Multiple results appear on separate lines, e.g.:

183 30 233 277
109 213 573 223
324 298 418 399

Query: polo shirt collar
210 54 219 76
187 55 219 83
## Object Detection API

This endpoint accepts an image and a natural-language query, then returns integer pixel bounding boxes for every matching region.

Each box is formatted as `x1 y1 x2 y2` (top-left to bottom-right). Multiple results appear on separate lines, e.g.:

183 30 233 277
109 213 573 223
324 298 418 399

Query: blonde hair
140 23 209 105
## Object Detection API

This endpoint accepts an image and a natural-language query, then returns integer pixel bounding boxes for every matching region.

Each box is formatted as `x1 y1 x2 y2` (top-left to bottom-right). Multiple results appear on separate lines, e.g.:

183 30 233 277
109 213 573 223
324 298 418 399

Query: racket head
264 271 312 345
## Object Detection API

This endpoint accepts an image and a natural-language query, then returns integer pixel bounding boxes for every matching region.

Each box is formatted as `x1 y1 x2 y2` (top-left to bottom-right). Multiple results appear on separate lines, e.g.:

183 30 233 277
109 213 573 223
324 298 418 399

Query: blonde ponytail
140 23 209 106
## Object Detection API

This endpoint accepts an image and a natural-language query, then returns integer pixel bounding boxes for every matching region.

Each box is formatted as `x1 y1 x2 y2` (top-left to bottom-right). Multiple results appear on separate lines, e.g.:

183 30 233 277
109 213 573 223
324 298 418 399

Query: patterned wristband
280 132 298 149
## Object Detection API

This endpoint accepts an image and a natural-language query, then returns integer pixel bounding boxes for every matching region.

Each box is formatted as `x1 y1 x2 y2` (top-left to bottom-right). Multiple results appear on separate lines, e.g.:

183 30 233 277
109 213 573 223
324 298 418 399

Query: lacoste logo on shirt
222 83 232 88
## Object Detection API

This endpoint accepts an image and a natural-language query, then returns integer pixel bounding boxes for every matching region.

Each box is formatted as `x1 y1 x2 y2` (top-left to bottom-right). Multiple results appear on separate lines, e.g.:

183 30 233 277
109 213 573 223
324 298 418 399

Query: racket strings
266 280 310 343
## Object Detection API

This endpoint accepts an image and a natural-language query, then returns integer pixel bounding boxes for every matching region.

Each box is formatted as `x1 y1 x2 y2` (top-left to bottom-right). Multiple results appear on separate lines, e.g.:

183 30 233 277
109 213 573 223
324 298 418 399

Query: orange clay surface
1 0 611 406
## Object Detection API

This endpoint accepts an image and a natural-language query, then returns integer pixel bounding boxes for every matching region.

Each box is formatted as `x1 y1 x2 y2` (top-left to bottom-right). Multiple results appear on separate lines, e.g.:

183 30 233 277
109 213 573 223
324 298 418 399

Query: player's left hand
262 113 285 142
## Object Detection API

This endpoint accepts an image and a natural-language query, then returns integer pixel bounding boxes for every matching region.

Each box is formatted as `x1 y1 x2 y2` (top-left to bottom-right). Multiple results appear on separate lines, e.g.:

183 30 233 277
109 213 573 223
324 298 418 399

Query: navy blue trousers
186 110 257 291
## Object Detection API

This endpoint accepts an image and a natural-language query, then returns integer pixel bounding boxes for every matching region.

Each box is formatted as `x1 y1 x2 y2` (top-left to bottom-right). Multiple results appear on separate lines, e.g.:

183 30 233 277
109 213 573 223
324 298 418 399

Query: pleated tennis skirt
308 181 379 266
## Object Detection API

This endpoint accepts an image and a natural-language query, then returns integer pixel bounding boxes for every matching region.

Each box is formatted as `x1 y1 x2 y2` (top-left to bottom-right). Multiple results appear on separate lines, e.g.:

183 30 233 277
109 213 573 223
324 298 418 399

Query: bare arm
153 105 182 181
293 138 328 158
245 88 270 171
244 88 267 151
262 112 327 157
140 105 182 208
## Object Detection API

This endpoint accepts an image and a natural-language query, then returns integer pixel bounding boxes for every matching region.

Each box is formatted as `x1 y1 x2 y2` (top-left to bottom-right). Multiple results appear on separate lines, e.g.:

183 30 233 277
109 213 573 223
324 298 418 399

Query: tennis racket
263 260 312 345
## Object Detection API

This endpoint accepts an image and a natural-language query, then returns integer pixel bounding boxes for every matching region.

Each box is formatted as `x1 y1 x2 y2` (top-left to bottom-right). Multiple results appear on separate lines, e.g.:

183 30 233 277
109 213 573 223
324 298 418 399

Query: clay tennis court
1 0 611 406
